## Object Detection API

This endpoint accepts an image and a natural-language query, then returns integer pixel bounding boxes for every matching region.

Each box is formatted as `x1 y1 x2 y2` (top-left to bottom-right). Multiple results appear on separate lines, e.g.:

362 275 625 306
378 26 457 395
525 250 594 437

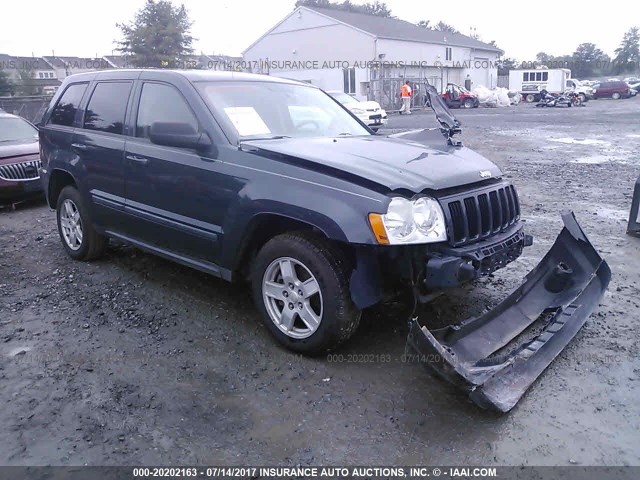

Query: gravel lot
1 97 639 466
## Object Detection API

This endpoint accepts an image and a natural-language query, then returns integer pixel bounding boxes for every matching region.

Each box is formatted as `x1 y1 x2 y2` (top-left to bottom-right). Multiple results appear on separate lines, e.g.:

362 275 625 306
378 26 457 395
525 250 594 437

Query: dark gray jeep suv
39 70 609 412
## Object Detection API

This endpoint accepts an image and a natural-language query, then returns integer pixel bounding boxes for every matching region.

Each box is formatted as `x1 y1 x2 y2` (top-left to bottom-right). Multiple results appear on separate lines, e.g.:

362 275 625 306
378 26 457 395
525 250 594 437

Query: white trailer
509 68 571 102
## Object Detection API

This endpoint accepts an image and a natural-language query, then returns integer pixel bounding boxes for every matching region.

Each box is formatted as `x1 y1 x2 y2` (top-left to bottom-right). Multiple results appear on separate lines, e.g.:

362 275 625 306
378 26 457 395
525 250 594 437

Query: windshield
329 92 358 105
0 117 38 143
197 81 370 141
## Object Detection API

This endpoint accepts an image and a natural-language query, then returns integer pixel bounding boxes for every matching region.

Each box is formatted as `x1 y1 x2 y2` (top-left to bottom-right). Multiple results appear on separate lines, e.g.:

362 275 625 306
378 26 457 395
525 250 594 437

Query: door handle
126 154 149 165
71 143 89 151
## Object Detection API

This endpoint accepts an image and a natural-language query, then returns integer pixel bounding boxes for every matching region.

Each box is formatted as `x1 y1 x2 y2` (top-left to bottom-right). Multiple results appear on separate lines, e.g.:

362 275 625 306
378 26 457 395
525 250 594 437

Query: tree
16 66 40 96
613 27 640 73
116 0 194 68
536 52 553 65
0 70 13 96
496 57 519 76
433 21 459 34
572 43 609 78
416 20 431 29
295 0 392 17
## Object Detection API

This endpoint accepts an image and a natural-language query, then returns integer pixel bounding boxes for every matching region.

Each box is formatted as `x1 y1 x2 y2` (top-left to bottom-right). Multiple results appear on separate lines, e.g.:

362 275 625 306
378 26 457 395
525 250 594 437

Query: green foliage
0 70 13 96
613 27 640 74
496 58 519 76
295 0 392 17
572 43 610 78
16 67 40 96
433 21 459 34
116 0 194 68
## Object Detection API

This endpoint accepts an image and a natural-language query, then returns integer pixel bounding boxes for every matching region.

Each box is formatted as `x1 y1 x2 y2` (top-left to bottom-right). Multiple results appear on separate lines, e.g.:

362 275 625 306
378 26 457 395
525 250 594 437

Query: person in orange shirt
399 80 412 115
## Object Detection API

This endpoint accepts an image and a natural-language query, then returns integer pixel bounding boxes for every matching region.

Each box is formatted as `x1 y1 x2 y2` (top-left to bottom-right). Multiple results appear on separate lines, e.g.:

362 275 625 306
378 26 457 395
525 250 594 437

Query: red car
0 112 43 203
441 83 480 109
592 80 631 99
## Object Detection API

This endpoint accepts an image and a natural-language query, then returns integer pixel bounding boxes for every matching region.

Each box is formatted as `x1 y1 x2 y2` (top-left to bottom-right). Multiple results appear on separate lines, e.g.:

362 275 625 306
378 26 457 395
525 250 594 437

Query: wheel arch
47 169 78 209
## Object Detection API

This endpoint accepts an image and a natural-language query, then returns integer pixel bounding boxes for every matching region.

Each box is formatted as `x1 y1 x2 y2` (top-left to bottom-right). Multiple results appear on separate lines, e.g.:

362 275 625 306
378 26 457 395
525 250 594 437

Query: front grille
441 184 521 246
0 160 42 181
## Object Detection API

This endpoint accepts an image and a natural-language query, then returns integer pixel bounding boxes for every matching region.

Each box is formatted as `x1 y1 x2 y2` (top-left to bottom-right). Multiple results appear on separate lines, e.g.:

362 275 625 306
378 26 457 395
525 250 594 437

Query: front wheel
56 186 108 260
462 98 474 109
251 232 361 354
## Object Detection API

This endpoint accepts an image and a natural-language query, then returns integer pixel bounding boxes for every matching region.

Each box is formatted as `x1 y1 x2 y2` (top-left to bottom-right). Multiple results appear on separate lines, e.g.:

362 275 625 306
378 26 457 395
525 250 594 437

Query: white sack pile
471 86 520 107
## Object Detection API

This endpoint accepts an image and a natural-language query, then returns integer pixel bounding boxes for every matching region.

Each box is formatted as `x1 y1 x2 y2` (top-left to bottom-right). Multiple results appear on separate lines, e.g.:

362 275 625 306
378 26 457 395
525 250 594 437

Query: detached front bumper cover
407 212 611 412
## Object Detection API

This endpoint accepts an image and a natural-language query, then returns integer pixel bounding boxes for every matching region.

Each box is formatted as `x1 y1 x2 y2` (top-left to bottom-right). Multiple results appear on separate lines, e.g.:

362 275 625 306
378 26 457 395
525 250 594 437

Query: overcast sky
1 0 637 60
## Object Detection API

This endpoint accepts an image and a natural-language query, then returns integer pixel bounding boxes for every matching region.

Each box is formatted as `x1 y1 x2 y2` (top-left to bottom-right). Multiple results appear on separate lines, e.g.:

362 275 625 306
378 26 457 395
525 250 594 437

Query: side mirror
149 122 212 150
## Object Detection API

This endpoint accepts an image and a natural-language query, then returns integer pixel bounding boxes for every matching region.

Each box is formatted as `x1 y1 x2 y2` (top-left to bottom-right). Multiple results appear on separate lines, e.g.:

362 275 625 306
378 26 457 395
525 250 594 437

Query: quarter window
49 83 88 127
83 82 132 134
136 83 198 138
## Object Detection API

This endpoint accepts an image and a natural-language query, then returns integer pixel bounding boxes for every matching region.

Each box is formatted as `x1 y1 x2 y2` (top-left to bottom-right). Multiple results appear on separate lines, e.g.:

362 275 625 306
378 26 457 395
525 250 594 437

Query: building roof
43 56 112 70
307 7 502 53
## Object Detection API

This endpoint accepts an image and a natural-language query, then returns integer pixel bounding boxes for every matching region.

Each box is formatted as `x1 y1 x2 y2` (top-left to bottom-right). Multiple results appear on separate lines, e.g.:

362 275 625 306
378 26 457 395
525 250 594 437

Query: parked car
0 112 43 203
627 81 640 95
38 70 609 412
326 91 387 131
441 83 479 108
592 80 632 99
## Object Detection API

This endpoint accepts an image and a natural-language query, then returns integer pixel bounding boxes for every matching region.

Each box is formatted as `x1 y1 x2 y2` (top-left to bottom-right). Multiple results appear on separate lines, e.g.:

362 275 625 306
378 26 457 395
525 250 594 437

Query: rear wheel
612 92 621 99
578 93 586 102
526 94 535 103
56 186 108 260
251 232 361 354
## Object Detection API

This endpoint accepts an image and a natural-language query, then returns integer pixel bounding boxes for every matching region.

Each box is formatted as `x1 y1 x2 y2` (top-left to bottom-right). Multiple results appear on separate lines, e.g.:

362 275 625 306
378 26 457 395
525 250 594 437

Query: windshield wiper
239 135 291 142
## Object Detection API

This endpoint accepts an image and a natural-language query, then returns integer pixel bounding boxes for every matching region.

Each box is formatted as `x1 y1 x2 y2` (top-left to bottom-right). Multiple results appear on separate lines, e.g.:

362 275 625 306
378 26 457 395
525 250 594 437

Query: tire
578 93 586 103
526 94 535 103
612 92 621 100
462 98 474 109
251 232 361 354
56 186 108 261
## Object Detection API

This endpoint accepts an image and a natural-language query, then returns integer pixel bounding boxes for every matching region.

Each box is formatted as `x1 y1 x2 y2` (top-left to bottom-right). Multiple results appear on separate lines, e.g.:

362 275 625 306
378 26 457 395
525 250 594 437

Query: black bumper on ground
407 212 611 412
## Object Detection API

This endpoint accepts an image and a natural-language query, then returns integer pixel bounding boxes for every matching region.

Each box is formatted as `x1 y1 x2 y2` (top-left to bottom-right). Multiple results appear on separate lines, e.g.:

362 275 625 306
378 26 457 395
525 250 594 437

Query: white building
243 6 502 106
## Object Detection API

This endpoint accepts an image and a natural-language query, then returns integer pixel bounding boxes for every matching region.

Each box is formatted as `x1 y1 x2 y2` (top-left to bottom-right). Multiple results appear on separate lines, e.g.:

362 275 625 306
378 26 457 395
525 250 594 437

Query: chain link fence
0 95 52 123
369 76 444 111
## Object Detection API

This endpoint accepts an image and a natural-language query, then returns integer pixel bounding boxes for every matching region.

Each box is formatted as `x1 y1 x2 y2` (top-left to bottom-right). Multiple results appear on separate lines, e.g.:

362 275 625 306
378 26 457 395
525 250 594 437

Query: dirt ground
1 97 639 467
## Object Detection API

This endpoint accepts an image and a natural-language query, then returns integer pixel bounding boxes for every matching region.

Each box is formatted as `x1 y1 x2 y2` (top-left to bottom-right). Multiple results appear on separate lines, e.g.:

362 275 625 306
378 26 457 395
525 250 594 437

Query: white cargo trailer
509 68 571 102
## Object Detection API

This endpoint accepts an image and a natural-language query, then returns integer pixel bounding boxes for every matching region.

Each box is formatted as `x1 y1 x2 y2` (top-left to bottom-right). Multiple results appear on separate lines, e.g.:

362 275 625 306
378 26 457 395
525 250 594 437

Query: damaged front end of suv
385 85 611 412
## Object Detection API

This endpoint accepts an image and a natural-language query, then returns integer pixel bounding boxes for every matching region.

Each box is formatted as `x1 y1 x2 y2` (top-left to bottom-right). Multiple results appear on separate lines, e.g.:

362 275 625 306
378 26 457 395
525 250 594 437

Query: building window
445 47 452 61
343 68 356 94
38 72 44 78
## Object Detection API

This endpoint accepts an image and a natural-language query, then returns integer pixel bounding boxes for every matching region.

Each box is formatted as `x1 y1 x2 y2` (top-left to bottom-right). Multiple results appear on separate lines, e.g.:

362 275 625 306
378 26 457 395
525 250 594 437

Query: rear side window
136 83 198 138
83 82 132 134
49 83 88 127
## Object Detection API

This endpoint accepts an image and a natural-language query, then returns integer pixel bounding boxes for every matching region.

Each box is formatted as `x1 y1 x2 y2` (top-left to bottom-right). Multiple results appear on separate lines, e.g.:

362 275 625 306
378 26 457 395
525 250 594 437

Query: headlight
368 196 447 245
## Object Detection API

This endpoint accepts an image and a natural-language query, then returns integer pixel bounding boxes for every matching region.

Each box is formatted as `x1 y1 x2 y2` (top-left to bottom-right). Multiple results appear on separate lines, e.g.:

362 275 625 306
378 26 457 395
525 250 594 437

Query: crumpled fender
407 211 611 412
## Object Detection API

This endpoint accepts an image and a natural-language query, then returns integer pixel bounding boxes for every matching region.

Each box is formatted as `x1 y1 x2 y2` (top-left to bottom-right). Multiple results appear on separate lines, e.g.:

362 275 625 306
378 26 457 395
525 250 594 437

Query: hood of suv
244 131 502 192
